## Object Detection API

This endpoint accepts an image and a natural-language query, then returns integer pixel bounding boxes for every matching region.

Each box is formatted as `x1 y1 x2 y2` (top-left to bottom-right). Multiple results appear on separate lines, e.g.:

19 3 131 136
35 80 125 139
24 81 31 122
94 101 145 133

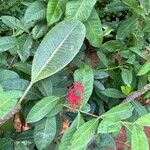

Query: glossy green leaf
24 1 46 23
66 0 97 22
121 68 133 85
121 85 132 95
31 20 85 83
26 96 59 123
100 88 125 98
84 9 103 47
98 116 121 133
0 90 22 120
103 103 134 120
70 119 98 150
47 0 67 26
134 113 150 126
117 16 138 40
131 126 149 150
59 113 84 150
74 65 94 107
17 35 33 62
0 36 17 53
137 61 150 76
34 117 56 150
32 24 48 40
1 16 27 32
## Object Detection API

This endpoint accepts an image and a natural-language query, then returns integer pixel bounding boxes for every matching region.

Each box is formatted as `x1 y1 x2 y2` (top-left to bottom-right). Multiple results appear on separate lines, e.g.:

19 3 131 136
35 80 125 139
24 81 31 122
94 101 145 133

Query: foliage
0 0 150 149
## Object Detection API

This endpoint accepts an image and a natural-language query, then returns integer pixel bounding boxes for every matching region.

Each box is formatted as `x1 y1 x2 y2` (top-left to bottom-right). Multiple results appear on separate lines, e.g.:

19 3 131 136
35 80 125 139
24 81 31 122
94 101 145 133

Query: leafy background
0 0 150 149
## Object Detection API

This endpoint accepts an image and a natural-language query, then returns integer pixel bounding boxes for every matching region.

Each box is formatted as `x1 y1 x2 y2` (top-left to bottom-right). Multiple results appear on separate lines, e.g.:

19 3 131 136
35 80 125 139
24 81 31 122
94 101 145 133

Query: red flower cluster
67 82 84 109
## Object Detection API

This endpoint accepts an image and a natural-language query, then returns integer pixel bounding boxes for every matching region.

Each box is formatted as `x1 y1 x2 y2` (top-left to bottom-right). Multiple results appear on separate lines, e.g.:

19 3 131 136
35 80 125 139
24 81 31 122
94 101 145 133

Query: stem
63 104 100 118
18 82 33 104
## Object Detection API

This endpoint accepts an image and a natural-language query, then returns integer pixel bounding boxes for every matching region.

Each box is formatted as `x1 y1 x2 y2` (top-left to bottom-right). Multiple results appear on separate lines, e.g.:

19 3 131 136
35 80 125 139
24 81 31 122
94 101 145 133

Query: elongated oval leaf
74 65 94 107
100 88 125 98
137 61 150 76
47 0 67 26
26 96 59 123
121 68 133 85
31 20 85 83
59 113 84 150
0 90 22 120
131 126 149 150
34 117 56 150
1 16 27 32
70 119 98 149
24 1 46 23
102 103 134 120
84 9 103 47
66 0 97 22
0 36 17 53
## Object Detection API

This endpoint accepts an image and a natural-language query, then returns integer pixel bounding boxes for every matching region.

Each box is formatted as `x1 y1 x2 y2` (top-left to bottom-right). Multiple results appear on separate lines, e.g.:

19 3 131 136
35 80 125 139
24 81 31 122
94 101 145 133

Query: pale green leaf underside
31 20 86 83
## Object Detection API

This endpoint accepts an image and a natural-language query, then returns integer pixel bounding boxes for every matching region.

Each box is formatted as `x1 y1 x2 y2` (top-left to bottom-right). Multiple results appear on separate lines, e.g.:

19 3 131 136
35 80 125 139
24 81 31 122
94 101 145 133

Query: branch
123 83 150 103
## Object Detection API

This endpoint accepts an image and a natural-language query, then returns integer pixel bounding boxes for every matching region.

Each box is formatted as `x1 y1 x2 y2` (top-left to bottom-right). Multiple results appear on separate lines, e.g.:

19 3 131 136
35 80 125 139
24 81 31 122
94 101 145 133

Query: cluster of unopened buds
67 82 84 109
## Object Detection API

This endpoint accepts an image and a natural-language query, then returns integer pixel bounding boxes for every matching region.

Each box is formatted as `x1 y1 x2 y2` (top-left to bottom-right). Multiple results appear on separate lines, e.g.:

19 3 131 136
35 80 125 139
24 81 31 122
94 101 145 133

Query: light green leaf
100 88 125 98
121 68 133 85
0 138 14 150
131 126 149 150
26 96 59 123
32 24 48 40
31 20 85 83
97 51 109 67
59 113 84 150
24 1 46 23
139 0 150 15
134 113 150 126
34 117 56 150
84 9 103 47
137 61 150 76
70 119 98 150
14 143 28 150
103 103 134 120
74 65 94 107
0 36 17 53
17 35 33 62
117 16 138 40
47 0 67 26
98 116 121 133
66 0 97 22
0 90 22 120
1 16 27 32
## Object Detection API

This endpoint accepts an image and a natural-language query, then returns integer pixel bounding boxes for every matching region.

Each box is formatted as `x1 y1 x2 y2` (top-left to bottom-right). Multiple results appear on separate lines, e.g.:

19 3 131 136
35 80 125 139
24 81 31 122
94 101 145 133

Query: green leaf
0 138 14 150
14 143 28 150
26 96 59 123
121 68 133 85
103 103 134 120
59 113 84 150
31 20 85 83
32 24 48 40
139 0 150 15
17 35 33 62
137 61 150 76
0 90 22 120
84 9 103 47
34 117 56 150
70 119 98 150
131 126 149 150
121 85 132 95
1 16 27 32
132 101 148 117
98 116 121 133
74 65 94 107
66 0 97 22
134 113 150 126
97 50 109 67
117 16 138 40
24 1 46 23
47 0 67 26
0 36 17 53
37 77 53 96
100 88 125 98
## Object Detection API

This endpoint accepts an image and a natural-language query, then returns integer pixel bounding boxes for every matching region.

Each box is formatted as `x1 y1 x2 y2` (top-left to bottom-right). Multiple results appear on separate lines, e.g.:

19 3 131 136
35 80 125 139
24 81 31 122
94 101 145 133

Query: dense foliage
0 0 150 149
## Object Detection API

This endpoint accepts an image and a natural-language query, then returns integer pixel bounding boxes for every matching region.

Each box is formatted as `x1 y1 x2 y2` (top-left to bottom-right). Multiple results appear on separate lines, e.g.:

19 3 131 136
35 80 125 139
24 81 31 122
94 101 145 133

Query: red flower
67 82 84 109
